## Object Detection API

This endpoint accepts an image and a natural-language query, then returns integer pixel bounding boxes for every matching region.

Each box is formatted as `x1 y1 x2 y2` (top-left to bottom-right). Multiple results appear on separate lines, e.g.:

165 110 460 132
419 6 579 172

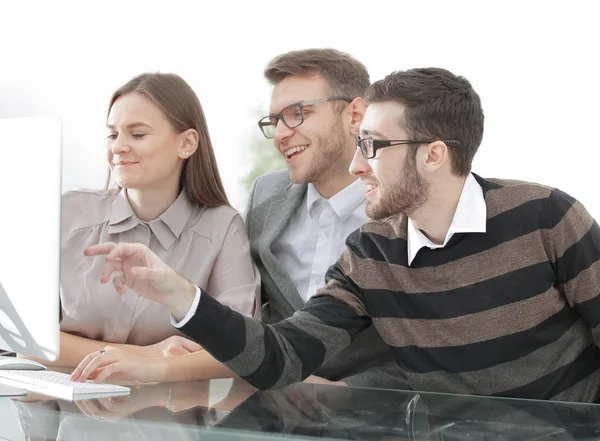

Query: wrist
127 343 152 358
168 281 197 322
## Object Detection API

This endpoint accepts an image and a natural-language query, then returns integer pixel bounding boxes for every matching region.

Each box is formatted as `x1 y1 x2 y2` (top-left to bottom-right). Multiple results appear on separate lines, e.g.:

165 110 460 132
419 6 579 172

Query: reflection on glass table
2 375 258 441
218 383 600 441
2 376 600 441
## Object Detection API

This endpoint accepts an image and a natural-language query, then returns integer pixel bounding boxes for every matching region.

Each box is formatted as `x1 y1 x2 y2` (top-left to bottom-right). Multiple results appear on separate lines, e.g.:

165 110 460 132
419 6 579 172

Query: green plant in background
240 109 287 192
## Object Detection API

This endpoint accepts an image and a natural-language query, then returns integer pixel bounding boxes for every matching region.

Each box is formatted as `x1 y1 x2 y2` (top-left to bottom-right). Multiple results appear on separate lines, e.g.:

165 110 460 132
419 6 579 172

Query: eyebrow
269 99 322 115
269 101 300 115
106 122 153 130
360 129 387 138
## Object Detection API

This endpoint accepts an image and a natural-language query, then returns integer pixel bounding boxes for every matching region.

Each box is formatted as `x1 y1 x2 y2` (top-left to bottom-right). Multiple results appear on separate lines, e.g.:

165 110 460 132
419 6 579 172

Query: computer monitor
0 117 62 364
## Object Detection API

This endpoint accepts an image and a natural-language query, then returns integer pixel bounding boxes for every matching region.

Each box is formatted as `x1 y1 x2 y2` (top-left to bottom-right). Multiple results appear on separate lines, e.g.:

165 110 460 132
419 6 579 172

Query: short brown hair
264 48 370 100
366 68 484 176
106 73 229 207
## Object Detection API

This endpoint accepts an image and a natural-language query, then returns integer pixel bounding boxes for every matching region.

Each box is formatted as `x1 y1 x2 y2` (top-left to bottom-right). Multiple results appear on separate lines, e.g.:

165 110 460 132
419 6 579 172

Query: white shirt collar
407 173 486 265
306 179 366 222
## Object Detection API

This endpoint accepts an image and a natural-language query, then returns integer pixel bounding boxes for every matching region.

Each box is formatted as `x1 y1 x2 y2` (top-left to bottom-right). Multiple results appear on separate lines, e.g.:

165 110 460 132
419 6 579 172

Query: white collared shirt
272 178 368 302
407 173 487 265
174 179 367 327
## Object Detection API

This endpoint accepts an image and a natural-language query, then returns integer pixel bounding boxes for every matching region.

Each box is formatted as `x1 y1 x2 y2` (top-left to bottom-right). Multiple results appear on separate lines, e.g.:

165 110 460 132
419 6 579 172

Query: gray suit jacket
244 170 409 389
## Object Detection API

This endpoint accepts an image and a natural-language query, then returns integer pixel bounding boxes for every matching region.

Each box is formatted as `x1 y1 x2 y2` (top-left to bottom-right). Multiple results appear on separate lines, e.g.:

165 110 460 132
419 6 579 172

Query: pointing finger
84 242 117 257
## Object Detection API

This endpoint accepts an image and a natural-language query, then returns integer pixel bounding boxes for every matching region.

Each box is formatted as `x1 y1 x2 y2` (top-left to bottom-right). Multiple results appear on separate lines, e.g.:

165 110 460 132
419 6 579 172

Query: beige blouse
60 188 260 346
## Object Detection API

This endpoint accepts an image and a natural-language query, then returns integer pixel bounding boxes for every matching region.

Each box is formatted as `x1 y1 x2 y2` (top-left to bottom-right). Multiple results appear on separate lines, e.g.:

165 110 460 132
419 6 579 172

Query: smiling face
106 93 185 192
270 74 351 185
350 101 429 219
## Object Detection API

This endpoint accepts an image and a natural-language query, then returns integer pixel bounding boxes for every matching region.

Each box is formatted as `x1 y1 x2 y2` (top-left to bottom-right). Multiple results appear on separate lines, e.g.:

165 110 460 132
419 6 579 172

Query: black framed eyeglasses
258 96 352 139
356 137 462 159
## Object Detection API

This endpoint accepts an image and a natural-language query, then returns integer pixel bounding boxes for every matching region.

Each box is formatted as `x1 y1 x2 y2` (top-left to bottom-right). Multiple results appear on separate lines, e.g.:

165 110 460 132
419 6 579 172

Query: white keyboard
0 370 130 400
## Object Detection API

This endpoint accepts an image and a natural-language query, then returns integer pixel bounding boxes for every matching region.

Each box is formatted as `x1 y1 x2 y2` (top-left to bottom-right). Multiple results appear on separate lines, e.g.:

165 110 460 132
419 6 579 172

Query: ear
423 140 450 172
179 128 199 158
347 97 366 137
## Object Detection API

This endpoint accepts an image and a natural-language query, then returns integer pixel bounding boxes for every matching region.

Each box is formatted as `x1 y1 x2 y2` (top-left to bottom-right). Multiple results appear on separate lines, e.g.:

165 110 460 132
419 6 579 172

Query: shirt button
324 230 330 236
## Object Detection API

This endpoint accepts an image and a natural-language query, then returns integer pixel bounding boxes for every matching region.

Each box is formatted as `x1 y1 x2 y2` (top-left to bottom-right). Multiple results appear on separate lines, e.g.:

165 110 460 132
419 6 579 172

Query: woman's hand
70 346 167 384
70 335 204 383
84 242 197 320
143 335 204 358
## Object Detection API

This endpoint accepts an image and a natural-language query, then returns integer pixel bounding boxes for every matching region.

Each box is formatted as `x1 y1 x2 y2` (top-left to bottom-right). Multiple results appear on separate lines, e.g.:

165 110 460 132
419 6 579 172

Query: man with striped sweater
87 67 600 402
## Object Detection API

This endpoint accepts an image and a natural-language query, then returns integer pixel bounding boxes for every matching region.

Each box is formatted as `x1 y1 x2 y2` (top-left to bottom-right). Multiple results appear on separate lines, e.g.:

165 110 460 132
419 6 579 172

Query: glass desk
1 371 600 441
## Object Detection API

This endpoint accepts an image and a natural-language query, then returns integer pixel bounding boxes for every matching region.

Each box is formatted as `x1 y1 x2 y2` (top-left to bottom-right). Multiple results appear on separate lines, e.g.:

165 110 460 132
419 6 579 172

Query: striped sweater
181 175 600 402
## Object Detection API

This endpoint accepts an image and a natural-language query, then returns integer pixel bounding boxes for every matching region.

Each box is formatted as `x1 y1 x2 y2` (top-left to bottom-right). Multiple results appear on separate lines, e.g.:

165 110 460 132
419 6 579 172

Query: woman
56 73 259 382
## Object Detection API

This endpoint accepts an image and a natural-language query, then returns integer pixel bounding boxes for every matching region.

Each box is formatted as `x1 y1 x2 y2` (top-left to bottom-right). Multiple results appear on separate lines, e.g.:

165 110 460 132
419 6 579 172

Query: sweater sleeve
547 189 600 348
180 231 373 390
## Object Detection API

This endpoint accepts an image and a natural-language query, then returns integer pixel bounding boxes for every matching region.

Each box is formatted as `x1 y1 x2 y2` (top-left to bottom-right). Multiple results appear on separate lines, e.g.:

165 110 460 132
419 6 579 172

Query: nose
110 134 130 155
349 146 371 177
273 120 294 146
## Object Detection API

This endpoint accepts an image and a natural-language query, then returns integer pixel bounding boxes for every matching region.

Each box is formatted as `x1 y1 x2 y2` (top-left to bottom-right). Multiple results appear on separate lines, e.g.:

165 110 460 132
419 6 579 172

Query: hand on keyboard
71 337 203 384
71 346 166 384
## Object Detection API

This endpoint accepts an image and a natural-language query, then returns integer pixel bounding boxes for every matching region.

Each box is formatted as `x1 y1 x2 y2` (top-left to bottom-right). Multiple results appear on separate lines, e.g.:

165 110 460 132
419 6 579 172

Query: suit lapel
258 183 307 311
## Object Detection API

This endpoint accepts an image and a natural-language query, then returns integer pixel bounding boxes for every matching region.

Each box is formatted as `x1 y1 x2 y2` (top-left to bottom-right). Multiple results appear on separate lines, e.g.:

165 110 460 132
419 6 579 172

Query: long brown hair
106 73 229 207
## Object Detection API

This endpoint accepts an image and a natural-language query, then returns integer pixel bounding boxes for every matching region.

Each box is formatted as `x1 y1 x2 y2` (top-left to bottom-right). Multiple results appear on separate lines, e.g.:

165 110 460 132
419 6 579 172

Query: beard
366 151 429 220
288 118 348 184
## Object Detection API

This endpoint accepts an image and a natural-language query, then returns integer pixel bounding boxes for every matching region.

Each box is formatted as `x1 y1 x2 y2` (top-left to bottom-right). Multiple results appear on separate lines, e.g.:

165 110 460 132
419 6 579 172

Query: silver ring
99 348 106 355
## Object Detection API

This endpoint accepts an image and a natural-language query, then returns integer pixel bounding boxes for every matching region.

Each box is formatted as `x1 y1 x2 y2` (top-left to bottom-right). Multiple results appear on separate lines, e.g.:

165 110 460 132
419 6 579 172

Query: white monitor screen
0 117 62 361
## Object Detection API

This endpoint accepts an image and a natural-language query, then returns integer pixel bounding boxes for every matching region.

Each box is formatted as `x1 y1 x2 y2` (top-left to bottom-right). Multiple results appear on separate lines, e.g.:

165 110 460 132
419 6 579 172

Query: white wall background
1 0 599 216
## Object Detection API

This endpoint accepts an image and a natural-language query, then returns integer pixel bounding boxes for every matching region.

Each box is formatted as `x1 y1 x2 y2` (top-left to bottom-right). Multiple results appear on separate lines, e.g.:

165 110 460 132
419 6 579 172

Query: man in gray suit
245 49 406 388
